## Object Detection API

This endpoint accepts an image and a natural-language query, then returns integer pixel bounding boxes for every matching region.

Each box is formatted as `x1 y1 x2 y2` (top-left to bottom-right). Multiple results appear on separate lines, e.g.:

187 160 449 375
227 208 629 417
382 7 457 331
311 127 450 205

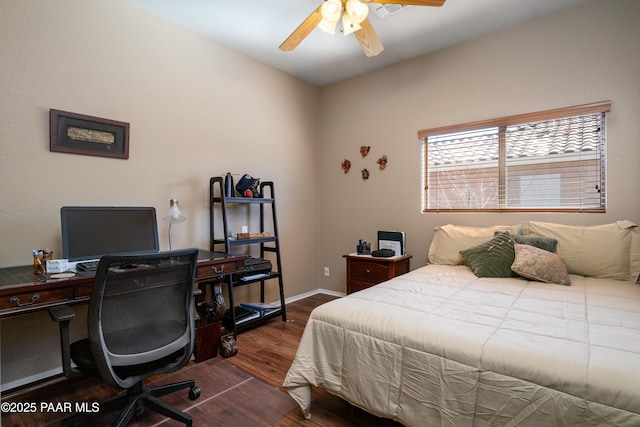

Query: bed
283 221 640 426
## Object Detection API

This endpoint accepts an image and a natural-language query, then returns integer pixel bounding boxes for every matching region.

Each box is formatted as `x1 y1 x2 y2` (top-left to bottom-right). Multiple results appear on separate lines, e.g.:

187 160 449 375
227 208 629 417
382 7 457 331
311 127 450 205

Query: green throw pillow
460 231 517 278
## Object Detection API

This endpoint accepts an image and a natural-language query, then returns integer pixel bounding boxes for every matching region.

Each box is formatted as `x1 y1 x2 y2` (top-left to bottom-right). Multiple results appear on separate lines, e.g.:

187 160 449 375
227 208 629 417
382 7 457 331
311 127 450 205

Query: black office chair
49 249 201 427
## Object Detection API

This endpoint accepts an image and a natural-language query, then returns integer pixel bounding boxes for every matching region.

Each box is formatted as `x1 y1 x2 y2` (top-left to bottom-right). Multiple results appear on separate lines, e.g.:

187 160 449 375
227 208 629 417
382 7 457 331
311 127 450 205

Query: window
418 102 610 212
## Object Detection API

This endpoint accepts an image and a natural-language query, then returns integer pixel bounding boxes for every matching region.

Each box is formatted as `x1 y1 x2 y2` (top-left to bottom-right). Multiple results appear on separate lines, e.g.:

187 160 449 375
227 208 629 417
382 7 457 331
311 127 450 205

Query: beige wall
0 0 320 293
0 0 319 387
316 0 640 292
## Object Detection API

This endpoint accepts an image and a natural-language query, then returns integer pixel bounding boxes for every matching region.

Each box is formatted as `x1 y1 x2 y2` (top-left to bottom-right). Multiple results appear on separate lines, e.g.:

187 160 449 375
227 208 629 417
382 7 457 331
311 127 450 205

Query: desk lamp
164 199 186 251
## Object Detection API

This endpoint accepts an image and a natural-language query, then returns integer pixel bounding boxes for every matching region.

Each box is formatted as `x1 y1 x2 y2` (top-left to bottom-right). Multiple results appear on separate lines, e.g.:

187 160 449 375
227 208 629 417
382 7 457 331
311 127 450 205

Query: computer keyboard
76 260 99 272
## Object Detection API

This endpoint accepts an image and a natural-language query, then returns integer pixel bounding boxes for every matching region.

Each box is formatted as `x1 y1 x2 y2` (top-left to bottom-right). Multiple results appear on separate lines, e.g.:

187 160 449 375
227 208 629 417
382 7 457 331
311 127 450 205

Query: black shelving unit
210 176 286 333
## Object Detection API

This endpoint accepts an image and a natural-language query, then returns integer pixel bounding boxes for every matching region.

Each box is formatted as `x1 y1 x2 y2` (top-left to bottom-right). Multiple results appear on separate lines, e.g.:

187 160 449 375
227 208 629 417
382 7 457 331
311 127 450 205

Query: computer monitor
60 206 160 261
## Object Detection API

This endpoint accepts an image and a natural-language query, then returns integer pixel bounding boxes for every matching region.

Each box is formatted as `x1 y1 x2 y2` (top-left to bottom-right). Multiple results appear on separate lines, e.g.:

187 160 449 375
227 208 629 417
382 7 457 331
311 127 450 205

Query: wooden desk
0 250 246 319
0 251 246 394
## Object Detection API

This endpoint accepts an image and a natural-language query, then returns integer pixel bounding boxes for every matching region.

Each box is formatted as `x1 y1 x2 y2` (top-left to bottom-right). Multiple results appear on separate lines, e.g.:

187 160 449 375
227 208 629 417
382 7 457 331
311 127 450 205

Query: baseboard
1 367 64 397
284 288 344 304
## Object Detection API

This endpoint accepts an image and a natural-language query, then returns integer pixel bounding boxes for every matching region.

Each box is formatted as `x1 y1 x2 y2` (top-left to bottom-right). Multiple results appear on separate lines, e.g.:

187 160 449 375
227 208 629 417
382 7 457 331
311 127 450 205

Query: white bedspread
283 265 640 426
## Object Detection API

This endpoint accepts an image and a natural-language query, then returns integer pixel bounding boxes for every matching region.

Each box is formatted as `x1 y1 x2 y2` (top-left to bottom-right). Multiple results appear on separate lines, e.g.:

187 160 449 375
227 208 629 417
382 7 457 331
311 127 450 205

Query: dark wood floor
2 294 402 426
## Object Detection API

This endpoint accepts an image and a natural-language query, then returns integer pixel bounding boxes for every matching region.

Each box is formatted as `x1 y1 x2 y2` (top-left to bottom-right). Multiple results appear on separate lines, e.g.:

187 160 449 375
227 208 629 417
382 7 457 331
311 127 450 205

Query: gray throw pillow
494 231 558 253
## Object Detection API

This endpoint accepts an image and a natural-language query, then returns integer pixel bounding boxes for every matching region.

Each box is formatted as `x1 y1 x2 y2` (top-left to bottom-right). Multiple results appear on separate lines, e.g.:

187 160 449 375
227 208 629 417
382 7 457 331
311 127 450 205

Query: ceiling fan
280 0 446 57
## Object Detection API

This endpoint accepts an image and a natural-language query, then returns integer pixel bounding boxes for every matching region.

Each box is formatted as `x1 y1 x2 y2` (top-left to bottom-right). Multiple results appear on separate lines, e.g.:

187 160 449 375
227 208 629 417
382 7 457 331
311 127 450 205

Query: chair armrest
49 305 76 322
48 305 81 378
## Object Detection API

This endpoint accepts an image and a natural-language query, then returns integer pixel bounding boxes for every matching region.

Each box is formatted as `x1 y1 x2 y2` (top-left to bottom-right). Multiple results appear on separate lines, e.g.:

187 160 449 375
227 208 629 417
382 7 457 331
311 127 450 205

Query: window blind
419 102 609 212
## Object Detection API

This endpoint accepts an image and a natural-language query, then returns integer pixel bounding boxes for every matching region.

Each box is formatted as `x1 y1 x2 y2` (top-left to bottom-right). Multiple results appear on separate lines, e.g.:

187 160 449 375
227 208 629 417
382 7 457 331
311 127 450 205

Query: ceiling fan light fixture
342 14 362 36
318 18 338 35
282 0 446 57
346 0 368 25
318 0 342 34
321 0 342 20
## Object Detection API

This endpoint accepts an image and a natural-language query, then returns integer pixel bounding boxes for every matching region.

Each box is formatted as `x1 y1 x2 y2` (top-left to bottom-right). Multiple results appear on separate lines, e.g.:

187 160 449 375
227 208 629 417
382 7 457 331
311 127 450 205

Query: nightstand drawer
349 279 378 294
350 261 389 283
344 254 412 295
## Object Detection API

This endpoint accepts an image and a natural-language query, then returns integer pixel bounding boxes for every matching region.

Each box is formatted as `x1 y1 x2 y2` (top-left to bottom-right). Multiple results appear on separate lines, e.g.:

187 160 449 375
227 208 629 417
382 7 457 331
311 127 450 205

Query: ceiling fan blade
363 0 446 6
279 6 323 52
354 18 384 57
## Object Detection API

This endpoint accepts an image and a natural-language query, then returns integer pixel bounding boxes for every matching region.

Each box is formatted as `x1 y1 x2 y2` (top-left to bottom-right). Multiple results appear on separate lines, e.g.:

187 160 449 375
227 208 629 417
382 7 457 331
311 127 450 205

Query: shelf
212 237 277 246
210 176 286 334
226 308 285 332
231 272 281 287
213 236 277 246
229 236 277 246
212 196 275 204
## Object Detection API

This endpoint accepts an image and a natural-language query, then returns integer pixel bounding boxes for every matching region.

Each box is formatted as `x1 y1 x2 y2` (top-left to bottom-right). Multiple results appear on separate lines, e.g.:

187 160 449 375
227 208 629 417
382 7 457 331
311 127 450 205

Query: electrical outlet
324 267 330 277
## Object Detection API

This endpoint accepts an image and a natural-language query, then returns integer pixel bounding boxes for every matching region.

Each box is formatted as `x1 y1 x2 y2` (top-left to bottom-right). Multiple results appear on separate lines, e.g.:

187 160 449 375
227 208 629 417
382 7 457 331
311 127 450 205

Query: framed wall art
50 109 130 159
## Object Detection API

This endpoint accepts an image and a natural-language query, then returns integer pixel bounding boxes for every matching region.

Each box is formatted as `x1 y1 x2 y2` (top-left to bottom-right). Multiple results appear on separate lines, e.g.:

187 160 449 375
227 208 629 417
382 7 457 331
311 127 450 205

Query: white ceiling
129 0 594 86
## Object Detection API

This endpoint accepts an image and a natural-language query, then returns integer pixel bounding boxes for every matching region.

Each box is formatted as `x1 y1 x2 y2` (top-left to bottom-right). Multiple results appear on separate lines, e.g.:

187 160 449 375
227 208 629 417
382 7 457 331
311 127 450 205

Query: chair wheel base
189 386 201 400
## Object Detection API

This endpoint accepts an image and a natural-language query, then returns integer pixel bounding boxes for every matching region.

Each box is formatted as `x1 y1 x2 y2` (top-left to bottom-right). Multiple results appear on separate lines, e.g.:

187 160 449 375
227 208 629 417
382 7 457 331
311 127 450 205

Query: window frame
418 101 610 213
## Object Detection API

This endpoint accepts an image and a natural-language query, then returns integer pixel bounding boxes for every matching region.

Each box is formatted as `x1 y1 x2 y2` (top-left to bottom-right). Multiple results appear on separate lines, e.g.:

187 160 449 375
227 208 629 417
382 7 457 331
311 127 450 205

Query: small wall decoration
377 154 388 170
50 109 130 159
341 159 351 173
340 146 387 180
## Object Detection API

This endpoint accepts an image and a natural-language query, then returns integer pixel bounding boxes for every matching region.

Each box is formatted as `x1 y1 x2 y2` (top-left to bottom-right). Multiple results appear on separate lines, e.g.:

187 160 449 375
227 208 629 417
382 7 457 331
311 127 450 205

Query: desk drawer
350 261 389 283
197 261 241 278
0 288 70 311
75 283 93 298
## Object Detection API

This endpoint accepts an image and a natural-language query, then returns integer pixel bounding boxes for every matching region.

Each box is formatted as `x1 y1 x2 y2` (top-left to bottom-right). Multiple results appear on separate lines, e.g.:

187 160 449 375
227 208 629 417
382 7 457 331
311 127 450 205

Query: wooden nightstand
343 254 412 294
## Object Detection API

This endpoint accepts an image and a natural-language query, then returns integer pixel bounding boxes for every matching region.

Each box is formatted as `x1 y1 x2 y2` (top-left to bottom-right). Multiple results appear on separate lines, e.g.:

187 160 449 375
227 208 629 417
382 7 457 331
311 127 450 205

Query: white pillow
428 224 519 265
631 232 640 282
522 221 637 280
